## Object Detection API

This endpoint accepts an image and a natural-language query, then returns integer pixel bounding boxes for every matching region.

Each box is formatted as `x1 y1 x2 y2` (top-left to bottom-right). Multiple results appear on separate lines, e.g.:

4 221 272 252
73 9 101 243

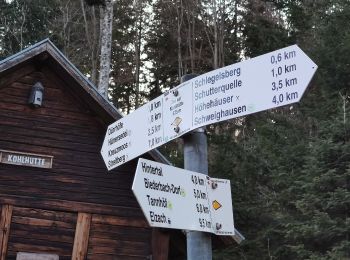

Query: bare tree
202 0 229 69
80 0 100 84
184 0 197 72
176 0 184 79
1 1 27 52
98 0 114 98
134 0 143 108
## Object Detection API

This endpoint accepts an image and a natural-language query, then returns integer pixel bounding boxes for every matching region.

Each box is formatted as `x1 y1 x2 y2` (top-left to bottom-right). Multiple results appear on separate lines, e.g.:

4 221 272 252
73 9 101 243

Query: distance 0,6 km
270 50 296 65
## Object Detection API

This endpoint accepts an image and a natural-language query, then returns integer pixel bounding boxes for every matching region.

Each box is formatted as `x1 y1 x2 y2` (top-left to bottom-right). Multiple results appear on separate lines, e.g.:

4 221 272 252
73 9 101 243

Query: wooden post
72 212 91 260
152 228 169 260
0 204 13 260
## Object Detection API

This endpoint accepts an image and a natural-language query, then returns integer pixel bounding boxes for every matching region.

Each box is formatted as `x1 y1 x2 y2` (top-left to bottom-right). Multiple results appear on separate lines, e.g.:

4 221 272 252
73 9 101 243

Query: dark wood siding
7 207 76 260
0 68 141 211
0 63 156 259
87 214 151 259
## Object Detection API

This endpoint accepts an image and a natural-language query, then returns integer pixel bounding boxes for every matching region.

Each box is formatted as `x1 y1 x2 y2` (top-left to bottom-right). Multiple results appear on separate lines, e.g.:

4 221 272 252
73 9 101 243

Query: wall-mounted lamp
28 82 44 108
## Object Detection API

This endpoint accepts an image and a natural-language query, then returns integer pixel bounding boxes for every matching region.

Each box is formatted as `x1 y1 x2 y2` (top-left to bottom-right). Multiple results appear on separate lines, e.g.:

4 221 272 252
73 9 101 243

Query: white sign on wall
132 158 234 235
101 45 318 170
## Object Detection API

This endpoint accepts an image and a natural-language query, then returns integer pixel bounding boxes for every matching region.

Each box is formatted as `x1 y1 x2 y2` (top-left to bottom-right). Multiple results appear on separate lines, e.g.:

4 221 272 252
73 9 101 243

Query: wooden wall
87 214 150 259
7 207 76 260
0 61 167 259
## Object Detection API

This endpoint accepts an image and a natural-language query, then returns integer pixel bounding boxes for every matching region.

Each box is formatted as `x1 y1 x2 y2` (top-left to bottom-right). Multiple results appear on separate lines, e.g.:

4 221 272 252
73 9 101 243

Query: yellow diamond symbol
212 200 222 210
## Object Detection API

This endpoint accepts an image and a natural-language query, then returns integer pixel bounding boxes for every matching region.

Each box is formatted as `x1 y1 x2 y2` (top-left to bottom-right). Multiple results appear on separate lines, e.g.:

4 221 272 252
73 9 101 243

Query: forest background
0 0 349 259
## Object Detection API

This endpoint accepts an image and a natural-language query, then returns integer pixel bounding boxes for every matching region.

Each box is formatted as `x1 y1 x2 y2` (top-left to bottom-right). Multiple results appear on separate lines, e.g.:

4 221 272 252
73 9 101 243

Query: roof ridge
0 38 51 65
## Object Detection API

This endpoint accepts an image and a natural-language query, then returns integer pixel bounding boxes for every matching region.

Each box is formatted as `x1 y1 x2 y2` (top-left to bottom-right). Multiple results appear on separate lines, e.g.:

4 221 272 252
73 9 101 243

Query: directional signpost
101 45 317 171
102 44 318 260
132 158 234 235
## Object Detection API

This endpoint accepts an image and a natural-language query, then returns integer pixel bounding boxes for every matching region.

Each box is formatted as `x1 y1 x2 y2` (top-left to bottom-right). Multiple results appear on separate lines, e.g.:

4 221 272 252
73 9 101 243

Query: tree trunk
218 0 225 67
213 0 218 69
134 0 143 108
91 6 99 85
176 0 184 80
81 0 99 85
98 0 113 98
186 2 196 73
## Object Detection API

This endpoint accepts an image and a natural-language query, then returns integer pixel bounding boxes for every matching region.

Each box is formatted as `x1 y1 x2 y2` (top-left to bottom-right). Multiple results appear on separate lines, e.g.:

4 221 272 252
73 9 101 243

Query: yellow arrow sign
212 200 222 210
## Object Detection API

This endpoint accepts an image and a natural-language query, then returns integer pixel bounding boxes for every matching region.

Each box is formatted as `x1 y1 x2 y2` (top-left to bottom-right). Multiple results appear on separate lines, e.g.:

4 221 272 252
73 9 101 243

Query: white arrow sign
132 158 235 235
101 45 317 170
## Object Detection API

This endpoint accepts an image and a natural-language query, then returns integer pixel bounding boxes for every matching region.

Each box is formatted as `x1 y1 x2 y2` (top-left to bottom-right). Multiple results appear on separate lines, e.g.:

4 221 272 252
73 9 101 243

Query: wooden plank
10 224 75 244
0 204 13 260
72 213 91 260
2 82 67 98
8 235 73 254
0 124 102 150
11 216 75 229
90 225 151 242
0 194 144 217
87 242 149 256
15 73 58 88
12 207 77 223
0 130 100 155
0 109 103 136
0 172 134 194
0 146 137 177
86 254 146 260
88 237 149 250
0 89 86 114
0 185 138 208
0 80 97 116
0 167 133 188
7 242 70 256
0 64 36 89
0 142 106 171
0 101 96 123
152 229 169 260
92 214 148 228
0 116 102 144
0 141 102 166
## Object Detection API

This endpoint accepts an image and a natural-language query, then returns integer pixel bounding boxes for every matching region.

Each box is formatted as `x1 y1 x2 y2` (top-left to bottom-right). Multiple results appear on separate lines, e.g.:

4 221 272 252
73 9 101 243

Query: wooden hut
0 39 179 260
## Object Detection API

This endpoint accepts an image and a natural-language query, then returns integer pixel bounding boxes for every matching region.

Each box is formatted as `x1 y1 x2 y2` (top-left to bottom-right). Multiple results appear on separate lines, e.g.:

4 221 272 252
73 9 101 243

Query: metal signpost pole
181 74 212 260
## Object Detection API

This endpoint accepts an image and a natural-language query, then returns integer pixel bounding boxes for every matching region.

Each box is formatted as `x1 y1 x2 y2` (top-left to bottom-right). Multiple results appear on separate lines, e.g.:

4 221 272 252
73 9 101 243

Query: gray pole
181 74 212 260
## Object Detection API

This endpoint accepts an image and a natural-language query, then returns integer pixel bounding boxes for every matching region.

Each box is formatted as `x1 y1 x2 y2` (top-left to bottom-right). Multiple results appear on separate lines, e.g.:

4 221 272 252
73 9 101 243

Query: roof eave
0 39 171 166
